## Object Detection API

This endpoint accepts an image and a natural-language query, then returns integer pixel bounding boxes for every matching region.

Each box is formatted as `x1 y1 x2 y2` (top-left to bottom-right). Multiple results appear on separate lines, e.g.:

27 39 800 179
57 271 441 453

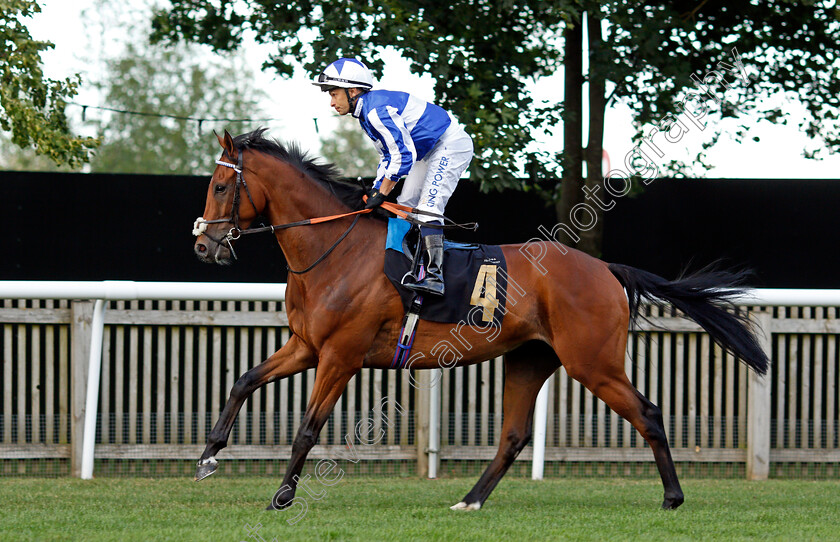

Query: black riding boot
406 234 445 296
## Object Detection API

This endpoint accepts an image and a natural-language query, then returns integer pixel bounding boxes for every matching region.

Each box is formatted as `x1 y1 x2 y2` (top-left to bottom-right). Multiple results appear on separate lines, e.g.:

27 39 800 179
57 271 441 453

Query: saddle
384 218 510 367
386 216 507 318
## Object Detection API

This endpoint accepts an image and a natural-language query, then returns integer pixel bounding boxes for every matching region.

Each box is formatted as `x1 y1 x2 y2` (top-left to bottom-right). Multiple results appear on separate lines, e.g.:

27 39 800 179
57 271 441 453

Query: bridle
192 150 258 261
193 148 366 273
193 147 478 273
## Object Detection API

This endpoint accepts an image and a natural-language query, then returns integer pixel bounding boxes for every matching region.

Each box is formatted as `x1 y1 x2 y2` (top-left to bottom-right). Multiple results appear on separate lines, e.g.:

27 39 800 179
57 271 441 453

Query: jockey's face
328 88 361 115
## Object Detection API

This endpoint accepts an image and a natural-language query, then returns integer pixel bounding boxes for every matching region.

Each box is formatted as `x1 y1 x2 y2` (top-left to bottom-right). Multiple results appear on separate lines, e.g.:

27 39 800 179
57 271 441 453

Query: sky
26 0 840 179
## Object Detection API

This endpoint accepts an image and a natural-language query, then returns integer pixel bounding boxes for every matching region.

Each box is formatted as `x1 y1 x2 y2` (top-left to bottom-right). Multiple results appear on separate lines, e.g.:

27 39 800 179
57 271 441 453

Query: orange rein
255 198 411 275
306 198 477 230
240 197 475 237
223 197 475 274
306 199 411 225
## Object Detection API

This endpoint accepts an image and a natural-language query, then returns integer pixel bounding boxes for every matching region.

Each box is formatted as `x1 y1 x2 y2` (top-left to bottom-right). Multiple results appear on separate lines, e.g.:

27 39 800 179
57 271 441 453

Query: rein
193 151 477 274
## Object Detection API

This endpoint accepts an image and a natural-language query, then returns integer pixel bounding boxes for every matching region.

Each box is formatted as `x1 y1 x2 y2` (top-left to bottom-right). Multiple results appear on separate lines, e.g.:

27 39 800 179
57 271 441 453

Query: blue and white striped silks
352 90 452 185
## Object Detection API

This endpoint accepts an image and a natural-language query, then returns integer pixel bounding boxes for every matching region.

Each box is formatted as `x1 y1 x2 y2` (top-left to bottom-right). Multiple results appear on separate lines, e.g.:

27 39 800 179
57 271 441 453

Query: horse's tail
608 263 769 376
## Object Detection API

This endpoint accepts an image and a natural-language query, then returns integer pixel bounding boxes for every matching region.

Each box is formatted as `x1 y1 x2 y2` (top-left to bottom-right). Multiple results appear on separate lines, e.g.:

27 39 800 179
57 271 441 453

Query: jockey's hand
365 189 386 209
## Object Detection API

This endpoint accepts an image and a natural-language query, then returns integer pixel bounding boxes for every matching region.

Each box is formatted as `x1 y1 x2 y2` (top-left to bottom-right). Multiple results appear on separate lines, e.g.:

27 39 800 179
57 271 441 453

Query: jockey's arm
379 177 397 196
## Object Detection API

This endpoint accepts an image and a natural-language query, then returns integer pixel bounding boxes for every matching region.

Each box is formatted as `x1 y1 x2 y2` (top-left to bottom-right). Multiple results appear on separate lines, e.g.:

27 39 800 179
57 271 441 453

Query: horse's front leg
195 334 316 481
268 348 360 510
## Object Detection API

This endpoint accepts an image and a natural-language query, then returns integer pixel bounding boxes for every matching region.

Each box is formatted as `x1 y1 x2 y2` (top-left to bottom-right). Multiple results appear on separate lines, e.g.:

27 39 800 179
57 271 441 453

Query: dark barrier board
2 171 836 287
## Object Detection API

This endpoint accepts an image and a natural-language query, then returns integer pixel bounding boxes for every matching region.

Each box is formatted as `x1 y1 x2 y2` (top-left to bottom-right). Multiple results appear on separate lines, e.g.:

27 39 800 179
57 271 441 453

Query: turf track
3 477 839 541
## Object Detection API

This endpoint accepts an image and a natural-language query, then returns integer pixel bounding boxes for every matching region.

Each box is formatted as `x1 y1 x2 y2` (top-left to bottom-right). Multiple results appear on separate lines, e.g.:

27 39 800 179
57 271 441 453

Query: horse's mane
232 128 368 212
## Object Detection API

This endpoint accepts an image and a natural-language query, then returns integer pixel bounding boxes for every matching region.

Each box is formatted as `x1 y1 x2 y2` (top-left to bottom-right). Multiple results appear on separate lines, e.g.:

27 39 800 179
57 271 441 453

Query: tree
0 128 76 171
150 1 840 255
150 1 570 187
0 0 97 167
561 1 840 255
89 36 267 175
319 116 380 179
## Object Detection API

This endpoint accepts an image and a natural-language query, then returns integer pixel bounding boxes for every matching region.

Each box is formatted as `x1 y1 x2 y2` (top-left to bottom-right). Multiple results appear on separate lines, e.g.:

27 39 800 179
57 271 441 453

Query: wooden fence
1 296 839 478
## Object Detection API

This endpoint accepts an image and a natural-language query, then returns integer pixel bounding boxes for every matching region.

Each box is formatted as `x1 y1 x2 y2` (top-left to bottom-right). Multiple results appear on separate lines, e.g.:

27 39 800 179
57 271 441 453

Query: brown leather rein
193 153 477 274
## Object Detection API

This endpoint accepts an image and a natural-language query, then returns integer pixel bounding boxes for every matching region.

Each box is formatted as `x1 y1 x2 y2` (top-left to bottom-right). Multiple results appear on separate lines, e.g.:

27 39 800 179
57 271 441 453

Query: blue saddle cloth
384 218 509 327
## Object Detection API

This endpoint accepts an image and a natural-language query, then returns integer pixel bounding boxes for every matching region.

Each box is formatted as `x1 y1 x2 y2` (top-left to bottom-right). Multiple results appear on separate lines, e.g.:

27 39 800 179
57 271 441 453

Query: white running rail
0 281 286 479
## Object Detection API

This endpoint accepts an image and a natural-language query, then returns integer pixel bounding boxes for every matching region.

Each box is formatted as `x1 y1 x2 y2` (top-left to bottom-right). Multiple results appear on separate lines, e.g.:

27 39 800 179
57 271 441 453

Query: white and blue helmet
312 58 374 91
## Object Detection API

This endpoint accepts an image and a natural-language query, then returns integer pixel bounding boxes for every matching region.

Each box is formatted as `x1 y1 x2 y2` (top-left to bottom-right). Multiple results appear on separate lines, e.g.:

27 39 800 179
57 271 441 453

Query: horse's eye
214 184 226 194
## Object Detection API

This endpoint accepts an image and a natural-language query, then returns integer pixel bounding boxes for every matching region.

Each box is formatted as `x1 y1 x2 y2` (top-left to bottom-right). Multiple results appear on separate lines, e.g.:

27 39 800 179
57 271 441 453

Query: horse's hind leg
452 341 559 511
587 373 684 509
195 334 315 481
551 282 683 509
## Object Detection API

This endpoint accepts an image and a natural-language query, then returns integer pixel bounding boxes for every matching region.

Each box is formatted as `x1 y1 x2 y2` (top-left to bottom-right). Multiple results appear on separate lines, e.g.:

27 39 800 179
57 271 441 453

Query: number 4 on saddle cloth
384 218 511 367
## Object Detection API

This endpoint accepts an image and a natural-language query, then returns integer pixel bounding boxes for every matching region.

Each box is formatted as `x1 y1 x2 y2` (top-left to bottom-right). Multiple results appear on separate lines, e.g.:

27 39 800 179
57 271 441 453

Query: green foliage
602 1 840 160
0 0 98 167
319 115 381 179
151 1 840 188
0 128 76 171
89 39 267 175
151 0 577 190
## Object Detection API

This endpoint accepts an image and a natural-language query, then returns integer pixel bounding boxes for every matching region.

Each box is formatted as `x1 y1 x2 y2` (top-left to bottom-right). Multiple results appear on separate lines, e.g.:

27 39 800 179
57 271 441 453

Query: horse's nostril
196 243 207 254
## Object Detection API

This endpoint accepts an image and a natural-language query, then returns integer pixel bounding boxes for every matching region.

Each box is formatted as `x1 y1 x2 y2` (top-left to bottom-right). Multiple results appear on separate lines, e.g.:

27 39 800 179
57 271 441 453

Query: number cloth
383 218 509 327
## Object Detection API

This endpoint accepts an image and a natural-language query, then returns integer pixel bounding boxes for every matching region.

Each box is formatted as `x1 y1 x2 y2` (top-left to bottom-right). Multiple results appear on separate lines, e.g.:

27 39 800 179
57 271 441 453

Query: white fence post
428 368 441 479
70 300 94 478
747 310 772 480
416 371 430 478
531 379 550 480
81 299 106 479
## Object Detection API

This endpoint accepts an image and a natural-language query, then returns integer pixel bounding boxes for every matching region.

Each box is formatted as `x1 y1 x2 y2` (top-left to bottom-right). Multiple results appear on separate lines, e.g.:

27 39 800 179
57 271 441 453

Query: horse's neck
262 160 384 281
264 163 347 223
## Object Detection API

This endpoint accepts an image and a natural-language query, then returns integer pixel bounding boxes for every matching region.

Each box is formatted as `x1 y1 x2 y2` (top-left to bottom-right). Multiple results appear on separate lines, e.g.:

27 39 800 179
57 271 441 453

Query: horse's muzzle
194 237 232 265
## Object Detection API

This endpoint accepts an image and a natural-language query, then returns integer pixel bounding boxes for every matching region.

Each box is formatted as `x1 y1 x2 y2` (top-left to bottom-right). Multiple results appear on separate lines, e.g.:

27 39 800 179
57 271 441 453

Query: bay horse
192 129 768 511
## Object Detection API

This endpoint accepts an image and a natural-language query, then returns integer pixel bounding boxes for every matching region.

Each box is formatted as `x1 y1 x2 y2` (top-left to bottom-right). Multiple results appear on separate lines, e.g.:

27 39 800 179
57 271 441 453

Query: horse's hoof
268 485 295 510
450 501 481 511
265 500 293 511
267 499 293 511
662 494 684 510
194 457 218 481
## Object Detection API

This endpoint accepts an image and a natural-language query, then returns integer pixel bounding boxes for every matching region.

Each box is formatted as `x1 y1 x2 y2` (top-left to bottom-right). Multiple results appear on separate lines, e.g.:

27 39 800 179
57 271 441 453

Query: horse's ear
215 130 235 155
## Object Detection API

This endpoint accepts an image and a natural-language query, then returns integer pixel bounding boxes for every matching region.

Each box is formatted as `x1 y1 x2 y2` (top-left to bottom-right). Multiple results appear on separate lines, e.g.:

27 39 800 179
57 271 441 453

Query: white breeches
397 121 473 223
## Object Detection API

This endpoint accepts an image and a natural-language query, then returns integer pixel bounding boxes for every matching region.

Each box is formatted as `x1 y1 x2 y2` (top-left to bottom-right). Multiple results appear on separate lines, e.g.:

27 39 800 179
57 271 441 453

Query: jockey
313 57 474 296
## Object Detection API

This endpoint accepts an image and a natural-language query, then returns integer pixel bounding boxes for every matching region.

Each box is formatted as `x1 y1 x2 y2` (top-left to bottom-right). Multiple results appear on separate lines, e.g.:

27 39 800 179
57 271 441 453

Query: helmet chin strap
346 88 367 113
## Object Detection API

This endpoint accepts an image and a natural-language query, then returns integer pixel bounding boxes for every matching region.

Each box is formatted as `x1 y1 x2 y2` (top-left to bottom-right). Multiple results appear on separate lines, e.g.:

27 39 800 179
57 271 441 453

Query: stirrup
392 294 424 368
404 277 445 296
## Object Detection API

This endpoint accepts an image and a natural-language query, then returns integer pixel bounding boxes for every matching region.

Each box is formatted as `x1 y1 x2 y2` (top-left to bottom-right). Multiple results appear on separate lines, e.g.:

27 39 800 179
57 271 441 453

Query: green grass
2 476 840 541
